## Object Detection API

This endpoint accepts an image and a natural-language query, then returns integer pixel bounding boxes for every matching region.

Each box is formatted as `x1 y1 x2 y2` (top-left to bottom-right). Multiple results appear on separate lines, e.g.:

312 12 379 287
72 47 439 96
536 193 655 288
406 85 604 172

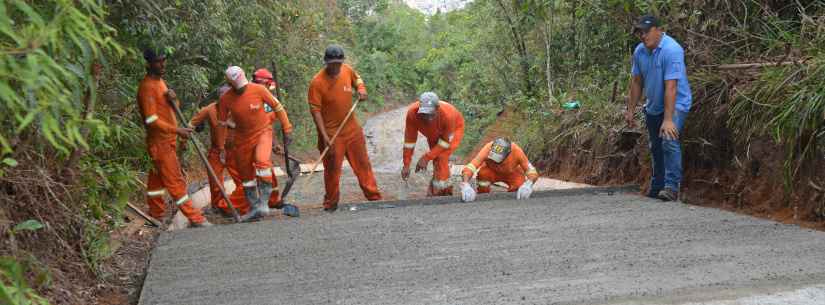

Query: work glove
516 180 534 200
460 182 476 202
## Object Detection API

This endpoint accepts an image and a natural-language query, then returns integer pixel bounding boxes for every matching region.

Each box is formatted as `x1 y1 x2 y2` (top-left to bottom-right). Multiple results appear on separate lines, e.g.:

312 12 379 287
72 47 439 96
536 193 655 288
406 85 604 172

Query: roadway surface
139 187 825 305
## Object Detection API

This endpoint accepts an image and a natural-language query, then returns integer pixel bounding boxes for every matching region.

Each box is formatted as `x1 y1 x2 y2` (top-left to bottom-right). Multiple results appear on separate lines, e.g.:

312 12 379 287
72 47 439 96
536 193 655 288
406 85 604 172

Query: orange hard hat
253 68 277 90
253 68 273 81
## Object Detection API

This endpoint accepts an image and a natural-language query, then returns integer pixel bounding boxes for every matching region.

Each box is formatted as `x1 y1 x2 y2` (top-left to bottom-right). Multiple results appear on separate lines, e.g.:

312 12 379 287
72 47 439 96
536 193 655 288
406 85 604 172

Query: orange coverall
216 112 284 215
137 75 205 224
403 101 465 196
308 64 381 209
462 142 539 193
218 83 292 198
189 102 227 210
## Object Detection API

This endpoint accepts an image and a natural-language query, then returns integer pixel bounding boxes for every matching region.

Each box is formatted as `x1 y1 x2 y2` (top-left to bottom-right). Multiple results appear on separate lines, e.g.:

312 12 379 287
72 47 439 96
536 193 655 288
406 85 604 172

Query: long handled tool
269 62 299 217
301 99 360 188
126 202 162 227
167 94 241 222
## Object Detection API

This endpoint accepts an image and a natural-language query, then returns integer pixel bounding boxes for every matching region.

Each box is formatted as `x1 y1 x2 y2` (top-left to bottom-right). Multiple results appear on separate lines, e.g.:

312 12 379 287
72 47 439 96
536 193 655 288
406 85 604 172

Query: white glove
460 182 476 202
516 180 534 200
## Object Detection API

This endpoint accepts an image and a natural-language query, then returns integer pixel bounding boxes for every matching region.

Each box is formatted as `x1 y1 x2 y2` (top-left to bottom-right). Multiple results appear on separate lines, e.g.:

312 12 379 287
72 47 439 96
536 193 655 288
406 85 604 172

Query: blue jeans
645 110 688 195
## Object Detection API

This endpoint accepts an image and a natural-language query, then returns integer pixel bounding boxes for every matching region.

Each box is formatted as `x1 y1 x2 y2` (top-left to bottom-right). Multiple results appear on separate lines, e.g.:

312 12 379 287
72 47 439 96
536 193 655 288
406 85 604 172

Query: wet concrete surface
139 188 825 305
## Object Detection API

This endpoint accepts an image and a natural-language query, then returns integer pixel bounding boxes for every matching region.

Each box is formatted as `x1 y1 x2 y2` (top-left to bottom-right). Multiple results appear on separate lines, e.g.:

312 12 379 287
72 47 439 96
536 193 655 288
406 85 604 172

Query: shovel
269 62 299 217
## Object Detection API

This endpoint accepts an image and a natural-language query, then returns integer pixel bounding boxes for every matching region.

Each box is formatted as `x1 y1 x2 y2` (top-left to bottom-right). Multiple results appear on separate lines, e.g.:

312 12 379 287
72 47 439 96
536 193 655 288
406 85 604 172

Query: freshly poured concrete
139 189 825 305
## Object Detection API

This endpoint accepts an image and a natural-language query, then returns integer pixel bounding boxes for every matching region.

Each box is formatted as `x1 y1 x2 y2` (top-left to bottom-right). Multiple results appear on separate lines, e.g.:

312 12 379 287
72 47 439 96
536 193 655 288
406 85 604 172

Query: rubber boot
240 186 262 222
257 181 273 217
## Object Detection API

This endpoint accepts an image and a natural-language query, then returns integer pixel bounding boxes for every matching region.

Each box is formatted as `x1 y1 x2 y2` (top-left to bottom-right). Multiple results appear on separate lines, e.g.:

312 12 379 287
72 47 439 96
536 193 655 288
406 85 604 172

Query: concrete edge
339 185 641 212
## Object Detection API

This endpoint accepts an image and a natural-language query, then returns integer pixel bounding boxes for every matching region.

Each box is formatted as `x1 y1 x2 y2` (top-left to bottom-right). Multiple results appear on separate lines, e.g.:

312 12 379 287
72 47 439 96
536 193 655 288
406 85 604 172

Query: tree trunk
494 0 534 98
544 4 555 106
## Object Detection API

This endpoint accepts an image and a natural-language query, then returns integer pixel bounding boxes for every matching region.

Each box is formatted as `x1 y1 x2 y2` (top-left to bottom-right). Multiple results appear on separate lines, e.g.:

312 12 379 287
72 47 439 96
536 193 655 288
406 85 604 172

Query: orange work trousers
234 128 275 187
215 147 250 215
217 142 282 216
145 142 205 224
426 146 453 197
206 147 224 209
320 129 382 209
476 166 526 194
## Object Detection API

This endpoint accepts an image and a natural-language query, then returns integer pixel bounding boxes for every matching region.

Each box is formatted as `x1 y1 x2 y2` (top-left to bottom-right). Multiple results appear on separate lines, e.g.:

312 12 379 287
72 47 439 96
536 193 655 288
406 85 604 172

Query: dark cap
633 15 659 33
324 45 345 64
143 48 166 62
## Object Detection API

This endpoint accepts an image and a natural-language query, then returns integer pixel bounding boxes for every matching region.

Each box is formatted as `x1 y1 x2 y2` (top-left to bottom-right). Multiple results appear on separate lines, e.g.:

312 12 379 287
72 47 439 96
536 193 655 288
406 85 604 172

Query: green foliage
0 0 125 156
11 221 43 234
0 257 49 305
353 2 429 103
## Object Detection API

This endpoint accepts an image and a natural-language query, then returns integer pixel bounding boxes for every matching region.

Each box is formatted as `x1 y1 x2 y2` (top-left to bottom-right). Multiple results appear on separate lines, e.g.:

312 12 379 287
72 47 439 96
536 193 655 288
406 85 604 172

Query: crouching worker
218 66 293 222
460 138 539 202
401 92 464 196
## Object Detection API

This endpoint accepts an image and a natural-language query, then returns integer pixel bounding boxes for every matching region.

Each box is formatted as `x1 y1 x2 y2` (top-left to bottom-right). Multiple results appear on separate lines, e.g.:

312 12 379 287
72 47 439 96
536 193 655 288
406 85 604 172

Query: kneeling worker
460 138 539 202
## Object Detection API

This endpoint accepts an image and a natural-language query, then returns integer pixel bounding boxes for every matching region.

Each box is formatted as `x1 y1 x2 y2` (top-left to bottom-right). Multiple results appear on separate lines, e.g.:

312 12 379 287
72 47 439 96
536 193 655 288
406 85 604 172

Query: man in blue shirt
625 15 692 201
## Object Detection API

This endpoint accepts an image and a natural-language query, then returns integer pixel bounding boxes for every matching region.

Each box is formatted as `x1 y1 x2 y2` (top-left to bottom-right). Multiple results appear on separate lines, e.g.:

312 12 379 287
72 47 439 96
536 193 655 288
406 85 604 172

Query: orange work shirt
137 75 177 146
462 142 539 181
307 64 366 138
217 83 292 145
403 101 465 166
189 102 226 150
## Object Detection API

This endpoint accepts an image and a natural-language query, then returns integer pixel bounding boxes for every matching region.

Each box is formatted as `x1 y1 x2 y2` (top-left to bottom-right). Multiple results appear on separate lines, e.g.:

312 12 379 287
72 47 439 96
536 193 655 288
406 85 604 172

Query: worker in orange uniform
218 66 292 221
401 92 465 196
252 68 298 216
308 45 382 211
214 90 252 216
137 49 210 227
188 85 239 214
460 138 539 202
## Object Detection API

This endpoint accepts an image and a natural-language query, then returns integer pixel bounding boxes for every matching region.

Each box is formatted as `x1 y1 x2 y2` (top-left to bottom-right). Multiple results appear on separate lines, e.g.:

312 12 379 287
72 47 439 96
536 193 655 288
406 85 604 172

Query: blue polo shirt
631 33 692 115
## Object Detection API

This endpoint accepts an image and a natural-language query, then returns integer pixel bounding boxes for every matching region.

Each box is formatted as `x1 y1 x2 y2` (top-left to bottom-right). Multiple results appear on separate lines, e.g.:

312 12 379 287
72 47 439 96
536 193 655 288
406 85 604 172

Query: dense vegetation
1 0 823 304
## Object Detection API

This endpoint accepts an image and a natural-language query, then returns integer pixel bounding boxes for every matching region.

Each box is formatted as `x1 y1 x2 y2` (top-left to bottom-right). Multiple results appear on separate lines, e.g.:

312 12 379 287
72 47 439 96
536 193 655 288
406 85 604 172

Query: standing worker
459 138 539 202
218 66 293 221
136 48 210 227
401 92 465 196
251 68 287 209
624 15 692 201
308 45 382 211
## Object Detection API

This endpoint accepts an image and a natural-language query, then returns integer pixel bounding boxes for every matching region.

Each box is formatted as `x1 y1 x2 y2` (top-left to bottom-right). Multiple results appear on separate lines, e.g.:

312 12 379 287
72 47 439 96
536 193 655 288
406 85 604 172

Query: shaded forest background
1 0 824 304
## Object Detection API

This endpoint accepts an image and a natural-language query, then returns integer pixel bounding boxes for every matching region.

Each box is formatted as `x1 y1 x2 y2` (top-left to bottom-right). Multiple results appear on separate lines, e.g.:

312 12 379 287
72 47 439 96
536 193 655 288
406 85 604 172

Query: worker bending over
218 66 292 221
137 48 209 227
308 45 381 211
189 86 232 214
401 92 465 196
460 138 539 202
